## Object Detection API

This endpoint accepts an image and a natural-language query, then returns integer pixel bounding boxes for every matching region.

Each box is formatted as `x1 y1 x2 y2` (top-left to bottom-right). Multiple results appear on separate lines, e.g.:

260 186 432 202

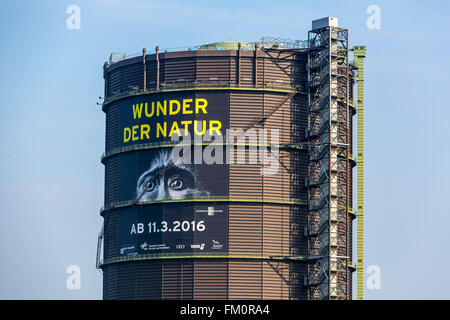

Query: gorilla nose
154 181 169 201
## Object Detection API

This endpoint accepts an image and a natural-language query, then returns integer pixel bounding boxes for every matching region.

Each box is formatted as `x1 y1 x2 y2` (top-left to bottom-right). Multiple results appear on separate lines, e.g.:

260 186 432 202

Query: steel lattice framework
306 26 351 299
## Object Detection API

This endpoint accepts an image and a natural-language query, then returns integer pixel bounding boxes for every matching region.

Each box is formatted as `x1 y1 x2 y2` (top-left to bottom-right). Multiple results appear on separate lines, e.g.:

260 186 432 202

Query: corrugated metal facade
101 45 353 300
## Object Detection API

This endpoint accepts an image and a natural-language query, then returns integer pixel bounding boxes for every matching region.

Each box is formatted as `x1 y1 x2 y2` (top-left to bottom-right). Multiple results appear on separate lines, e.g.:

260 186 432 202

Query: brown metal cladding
163 57 196 83
228 260 262 299
229 162 263 199
105 104 120 151
228 205 263 255
162 262 194 299
104 49 307 91
107 68 121 96
260 51 293 87
262 92 292 144
228 149 297 201
229 91 264 127
196 56 232 82
104 156 119 205
103 259 298 300
262 205 290 256
193 262 228 299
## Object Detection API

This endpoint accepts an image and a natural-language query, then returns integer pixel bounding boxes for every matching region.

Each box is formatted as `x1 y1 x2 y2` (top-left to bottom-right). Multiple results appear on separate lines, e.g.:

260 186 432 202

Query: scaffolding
306 25 351 299
257 37 308 50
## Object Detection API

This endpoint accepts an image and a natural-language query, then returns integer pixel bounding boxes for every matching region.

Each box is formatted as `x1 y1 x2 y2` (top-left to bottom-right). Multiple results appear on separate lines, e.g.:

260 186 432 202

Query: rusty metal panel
261 52 292 87
228 205 263 255
145 61 157 89
229 162 263 198
230 91 263 128
240 57 254 86
196 56 232 83
120 63 144 92
228 260 262 299
194 261 228 299
104 156 119 205
262 153 291 199
136 262 163 299
107 68 121 96
262 92 292 145
262 261 290 299
103 210 118 262
262 205 290 256
162 262 194 300
105 104 120 152
162 57 196 84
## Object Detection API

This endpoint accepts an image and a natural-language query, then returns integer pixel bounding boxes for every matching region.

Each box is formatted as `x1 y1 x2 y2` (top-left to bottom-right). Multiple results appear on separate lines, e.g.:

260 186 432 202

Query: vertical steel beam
254 44 259 86
345 33 350 300
237 43 241 86
103 62 109 98
142 48 147 91
353 46 366 300
327 27 332 300
156 45 160 90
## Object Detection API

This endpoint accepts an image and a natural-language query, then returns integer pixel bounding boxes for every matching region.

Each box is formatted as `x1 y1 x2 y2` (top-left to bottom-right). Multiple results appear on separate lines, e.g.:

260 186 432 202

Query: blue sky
0 0 449 299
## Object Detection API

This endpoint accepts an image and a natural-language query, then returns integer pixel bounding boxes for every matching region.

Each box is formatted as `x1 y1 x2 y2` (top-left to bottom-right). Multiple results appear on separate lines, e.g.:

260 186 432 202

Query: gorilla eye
144 178 158 192
168 176 184 191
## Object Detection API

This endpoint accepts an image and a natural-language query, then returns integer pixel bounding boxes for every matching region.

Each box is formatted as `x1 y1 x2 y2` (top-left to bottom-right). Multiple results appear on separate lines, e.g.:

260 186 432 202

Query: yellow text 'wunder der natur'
123 98 223 143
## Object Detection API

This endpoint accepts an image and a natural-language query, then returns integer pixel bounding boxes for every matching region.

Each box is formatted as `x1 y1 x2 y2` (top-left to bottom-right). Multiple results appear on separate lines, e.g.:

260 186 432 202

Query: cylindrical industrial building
98 17 357 300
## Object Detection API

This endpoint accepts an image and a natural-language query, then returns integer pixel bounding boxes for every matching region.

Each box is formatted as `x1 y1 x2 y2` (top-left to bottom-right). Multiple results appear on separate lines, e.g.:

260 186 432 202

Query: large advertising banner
113 149 228 202
108 91 230 256
118 91 230 147
117 204 228 257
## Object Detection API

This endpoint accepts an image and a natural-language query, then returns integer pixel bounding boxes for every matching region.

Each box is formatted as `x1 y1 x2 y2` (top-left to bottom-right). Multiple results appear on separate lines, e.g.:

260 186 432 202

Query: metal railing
104 79 301 105
100 196 307 214
99 251 324 267
108 37 309 64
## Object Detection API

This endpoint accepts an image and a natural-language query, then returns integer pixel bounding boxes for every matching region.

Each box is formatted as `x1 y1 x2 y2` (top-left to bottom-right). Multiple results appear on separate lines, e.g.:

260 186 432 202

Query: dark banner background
112 148 229 202
105 91 231 257
116 91 230 147
116 204 228 256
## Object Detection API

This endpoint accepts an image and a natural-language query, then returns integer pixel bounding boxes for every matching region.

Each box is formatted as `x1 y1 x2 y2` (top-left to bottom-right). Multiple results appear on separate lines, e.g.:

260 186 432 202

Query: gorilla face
136 150 210 202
